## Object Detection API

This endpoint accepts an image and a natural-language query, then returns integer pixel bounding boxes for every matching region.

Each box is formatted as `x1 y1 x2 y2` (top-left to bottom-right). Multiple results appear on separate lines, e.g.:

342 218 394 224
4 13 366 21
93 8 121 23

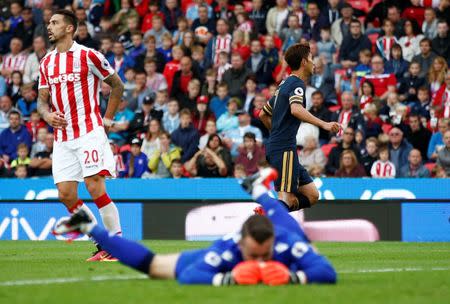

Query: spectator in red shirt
25 110 46 143
141 1 165 33
402 0 425 28
171 56 202 101
361 54 397 100
163 45 184 93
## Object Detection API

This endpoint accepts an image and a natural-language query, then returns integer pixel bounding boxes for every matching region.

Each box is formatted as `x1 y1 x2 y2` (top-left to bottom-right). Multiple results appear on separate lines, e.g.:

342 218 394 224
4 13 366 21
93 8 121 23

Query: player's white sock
79 203 98 226
252 184 268 201
94 193 122 236
68 200 98 225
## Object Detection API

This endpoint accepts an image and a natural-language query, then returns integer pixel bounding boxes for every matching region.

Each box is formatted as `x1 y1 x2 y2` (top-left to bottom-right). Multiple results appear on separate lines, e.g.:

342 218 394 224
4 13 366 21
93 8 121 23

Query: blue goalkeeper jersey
175 197 336 285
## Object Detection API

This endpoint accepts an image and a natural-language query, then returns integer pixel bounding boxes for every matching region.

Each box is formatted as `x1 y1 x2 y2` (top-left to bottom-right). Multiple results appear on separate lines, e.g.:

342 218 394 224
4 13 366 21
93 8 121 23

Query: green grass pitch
0 241 449 304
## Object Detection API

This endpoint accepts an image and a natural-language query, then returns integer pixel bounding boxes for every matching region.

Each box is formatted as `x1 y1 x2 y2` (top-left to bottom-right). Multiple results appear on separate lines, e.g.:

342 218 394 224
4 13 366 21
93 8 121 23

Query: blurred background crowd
0 0 449 179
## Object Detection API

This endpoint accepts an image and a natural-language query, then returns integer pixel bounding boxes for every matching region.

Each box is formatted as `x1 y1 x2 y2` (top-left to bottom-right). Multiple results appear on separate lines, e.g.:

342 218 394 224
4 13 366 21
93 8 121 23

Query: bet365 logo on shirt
48 73 81 84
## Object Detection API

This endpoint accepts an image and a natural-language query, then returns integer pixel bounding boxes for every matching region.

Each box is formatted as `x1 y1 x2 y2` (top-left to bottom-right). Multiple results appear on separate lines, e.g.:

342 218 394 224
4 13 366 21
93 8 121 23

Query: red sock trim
94 193 112 209
68 199 84 213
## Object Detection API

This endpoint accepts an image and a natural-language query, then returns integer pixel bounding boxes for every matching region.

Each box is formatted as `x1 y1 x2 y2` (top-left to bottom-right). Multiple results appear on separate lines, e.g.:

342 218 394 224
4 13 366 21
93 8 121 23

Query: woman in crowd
147 132 181 178
141 118 162 159
428 56 448 98
298 136 326 170
192 95 215 136
335 150 367 177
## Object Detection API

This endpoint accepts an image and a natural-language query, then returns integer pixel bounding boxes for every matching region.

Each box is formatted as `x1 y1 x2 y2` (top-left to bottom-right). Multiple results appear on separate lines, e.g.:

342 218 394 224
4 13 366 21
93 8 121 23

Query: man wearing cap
107 95 135 146
223 111 263 157
128 95 163 139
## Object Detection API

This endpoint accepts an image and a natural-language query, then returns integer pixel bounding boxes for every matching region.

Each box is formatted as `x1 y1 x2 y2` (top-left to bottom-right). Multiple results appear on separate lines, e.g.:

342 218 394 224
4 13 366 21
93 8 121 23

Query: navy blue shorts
267 149 313 193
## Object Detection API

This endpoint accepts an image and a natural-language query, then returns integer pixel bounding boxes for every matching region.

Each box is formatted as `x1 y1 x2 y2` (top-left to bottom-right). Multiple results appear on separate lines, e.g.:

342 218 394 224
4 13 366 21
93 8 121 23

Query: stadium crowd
0 0 449 179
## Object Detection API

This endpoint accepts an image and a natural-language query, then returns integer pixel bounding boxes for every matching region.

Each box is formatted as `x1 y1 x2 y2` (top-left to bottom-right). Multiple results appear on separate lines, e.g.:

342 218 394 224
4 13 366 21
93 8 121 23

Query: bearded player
37 9 124 261
259 43 340 212
54 167 337 285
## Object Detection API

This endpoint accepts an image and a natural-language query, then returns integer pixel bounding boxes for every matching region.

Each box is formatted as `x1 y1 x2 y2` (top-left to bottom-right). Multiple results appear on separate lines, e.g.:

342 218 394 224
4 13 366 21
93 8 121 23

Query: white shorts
52 127 116 184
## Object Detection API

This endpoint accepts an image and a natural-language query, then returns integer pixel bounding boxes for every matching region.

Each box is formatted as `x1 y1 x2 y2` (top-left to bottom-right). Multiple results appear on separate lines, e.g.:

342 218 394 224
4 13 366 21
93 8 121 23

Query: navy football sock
294 192 312 210
90 226 154 274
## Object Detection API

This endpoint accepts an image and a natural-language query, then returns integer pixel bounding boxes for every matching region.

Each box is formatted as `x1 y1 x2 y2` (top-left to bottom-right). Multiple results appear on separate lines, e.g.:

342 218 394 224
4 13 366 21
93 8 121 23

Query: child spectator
26 110 46 143
178 78 201 111
209 82 230 118
192 95 215 136
317 27 336 65
128 31 146 62
399 61 427 104
411 86 432 120
280 14 303 53
191 45 207 75
7 71 23 104
216 51 232 82
216 98 239 134
163 45 184 93
363 103 383 139
123 68 136 91
16 83 37 119
157 32 173 63
30 127 48 158
236 12 253 34
170 159 184 178
14 164 27 178
162 99 180 134
308 164 325 178
141 0 165 33
171 109 200 163
362 137 379 176
371 146 396 178
147 132 182 178
201 68 217 98
376 19 399 61
385 44 409 83
358 80 380 112
173 16 189 45
231 30 251 62
141 118 162 159
233 163 246 178
10 143 30 169
154 90 169 113
199 119 217 149
123 138 149 178
144 59 168 92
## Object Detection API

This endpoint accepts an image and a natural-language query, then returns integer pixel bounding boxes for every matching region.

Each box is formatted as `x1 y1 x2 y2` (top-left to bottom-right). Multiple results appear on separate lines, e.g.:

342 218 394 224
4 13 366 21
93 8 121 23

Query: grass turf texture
0 241 449 304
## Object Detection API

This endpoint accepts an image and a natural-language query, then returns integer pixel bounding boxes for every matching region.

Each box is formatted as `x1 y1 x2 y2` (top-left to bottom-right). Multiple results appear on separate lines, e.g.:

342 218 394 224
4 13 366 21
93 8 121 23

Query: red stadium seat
424 162 436 174
382 123 393 134
348 0 370 14
321 143 337 158
119 144 131 154
328 105 341 112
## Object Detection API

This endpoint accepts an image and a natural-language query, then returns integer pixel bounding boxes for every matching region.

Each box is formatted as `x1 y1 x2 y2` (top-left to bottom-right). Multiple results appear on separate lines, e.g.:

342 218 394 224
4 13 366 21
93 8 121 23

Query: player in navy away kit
54 168 336 286
259 43 340 212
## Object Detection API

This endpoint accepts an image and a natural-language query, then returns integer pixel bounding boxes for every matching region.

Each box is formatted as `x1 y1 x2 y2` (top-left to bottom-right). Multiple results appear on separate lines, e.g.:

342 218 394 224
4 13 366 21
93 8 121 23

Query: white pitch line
339 266 450 274
0 267 449 287
0 274 147 287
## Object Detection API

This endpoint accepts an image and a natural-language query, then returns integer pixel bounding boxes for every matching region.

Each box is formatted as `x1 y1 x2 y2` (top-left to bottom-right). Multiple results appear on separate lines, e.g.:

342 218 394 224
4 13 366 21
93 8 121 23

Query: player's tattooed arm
103 72 124 128
38 88 67 129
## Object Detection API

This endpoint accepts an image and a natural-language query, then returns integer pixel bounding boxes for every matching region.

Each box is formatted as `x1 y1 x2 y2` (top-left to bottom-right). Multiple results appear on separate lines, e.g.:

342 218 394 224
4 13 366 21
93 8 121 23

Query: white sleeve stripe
296 271 307 284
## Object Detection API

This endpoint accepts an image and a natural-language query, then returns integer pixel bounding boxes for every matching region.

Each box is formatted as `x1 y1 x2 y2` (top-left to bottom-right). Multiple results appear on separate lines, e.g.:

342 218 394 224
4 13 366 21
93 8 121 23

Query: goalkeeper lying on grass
54 167 337 286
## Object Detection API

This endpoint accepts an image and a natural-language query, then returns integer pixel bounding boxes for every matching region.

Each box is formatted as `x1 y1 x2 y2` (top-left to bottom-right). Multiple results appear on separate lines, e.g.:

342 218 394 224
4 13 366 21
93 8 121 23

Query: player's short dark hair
284 42 311 71
241 215 274 244
54 9 78 34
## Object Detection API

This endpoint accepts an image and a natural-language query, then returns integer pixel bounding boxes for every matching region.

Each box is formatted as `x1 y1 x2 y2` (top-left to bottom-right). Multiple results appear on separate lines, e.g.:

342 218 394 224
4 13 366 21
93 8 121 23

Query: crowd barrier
0 178 448 241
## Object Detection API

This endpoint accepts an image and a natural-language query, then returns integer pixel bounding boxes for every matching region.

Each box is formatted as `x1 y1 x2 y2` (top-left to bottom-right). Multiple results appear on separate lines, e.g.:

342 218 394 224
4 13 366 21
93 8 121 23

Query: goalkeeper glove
218 261 262 285
260 261 307 286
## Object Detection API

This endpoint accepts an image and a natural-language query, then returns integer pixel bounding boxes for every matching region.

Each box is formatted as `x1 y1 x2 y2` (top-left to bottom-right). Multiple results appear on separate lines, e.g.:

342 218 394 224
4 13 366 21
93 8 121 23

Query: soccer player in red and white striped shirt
37 10 125 261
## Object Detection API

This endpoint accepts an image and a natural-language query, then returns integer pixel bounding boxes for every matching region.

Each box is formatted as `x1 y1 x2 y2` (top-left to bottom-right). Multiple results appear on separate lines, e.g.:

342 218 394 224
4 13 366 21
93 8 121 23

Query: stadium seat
303 219 380 242
424 162 436 174
328 105 341 112
321 143 337 157
381 123 393 134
